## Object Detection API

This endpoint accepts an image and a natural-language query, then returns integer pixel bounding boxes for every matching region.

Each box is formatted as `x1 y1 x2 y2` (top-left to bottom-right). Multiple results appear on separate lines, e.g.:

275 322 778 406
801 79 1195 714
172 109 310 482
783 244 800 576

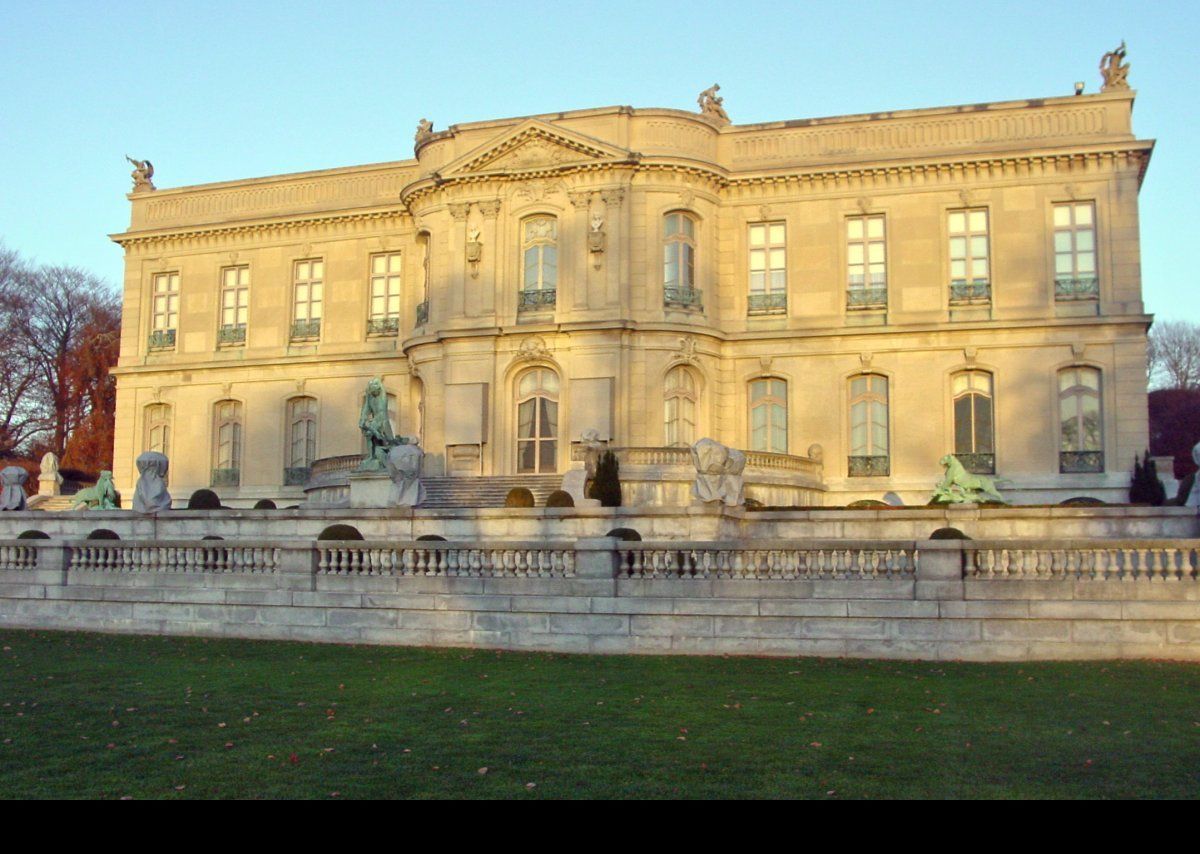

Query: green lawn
0 629 1196 799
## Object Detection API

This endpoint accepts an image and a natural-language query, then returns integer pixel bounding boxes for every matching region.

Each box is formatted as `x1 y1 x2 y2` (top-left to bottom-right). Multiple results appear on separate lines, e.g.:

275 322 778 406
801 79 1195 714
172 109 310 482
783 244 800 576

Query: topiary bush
605 527 641 541
318 524 364 541
504 487 535 508
545 490 574 508
416 534 447 542
17 530 49 539
588 450 622 507
187 489 222 510
848 499 889 508
253 499 277 510
1060 496 1107 507
929 527 971 540
1129 450 1167 506
86 529 120 540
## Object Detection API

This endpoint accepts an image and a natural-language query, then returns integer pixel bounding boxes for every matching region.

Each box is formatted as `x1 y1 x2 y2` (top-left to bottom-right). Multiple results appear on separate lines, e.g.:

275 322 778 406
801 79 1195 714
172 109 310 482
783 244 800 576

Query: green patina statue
931 454 1006 505
72 471 120 510
357 377 408 472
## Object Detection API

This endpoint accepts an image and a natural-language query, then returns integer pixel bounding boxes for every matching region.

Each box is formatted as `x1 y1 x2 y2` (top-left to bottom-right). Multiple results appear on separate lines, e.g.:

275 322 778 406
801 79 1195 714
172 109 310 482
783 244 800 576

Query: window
415 232 430 327
516 368 559 473
846 215 887 309
1053 202 1098 300
368 252 402 336
143 403 171 458
849 374 889 476
211 400 243 487
1058 367 1103 472
664 212 701 308
748 222 786 315
292 259 323 340
948 209 990 304
149 272 179 349
285 397 318 485
218 266 249 345
952 371 994 474
664 367 698 447
520 217 557 311
749 378 787 454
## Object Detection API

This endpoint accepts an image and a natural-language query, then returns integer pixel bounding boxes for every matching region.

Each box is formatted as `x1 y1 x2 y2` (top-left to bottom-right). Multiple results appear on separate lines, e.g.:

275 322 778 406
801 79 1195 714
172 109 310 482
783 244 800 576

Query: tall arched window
849 374 889 476
520 217 557 311
664 212 699 307
664 367 698 447
952 371 994 474
749 378 787 454
285 397 318 484
211 400 243 487
143 403 171 458
516 368 559 473
1058 366 1104 472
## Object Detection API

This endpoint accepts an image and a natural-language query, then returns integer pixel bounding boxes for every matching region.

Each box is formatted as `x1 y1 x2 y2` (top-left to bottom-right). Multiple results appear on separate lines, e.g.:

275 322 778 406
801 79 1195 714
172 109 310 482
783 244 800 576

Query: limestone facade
110 89 1153 506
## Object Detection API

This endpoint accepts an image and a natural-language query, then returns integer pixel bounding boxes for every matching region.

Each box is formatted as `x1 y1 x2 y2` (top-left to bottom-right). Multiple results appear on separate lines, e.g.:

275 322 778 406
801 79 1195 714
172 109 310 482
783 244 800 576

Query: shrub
504 487 535 508
848 499 888 508
606 527 641 541
253 499 277 510
17 530 49 539
588 451 622 507
86 529 120 540
1060 496 1107 506
187 489 222 510
545 490 574 508
1129 451 1167 506
929 527 971 540
416 534 447 542
318 524 363 541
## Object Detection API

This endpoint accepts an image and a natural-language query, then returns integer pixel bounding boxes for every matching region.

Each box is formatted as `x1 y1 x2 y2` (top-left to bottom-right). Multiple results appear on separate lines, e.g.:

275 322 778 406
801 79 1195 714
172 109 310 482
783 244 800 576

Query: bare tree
0 244 49 456
1149 320 1200 391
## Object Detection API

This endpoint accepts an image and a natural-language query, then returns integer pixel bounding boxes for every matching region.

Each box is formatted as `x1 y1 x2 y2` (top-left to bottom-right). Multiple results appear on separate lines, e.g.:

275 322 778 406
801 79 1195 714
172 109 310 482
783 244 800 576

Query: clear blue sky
1 0 1197 320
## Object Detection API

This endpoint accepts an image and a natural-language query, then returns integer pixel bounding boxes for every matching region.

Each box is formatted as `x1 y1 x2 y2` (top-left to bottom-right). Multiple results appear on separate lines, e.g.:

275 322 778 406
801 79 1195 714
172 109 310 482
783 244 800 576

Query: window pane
948 212 965 233
769 224 785 244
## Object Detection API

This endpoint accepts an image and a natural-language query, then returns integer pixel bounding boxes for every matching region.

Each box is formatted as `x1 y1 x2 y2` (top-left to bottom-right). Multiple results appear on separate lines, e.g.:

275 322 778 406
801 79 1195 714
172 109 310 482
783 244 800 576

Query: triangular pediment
440 120 636 177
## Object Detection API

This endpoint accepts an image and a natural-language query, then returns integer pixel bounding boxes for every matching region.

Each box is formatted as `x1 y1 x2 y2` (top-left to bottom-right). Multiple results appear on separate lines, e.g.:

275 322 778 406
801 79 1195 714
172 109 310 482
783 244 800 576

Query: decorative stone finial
126 155 155 193
1100 41 1130 91
697 84 730 123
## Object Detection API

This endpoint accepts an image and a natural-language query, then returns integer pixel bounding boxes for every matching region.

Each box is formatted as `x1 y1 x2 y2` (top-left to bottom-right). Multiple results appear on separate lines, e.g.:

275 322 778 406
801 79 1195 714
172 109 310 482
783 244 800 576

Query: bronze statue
1100 41 1130 91
358 377 404 471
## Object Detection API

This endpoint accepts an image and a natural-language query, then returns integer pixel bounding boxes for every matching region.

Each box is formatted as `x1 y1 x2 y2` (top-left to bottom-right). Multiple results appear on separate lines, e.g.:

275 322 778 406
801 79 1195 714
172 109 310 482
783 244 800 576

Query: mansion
109 77 1154 506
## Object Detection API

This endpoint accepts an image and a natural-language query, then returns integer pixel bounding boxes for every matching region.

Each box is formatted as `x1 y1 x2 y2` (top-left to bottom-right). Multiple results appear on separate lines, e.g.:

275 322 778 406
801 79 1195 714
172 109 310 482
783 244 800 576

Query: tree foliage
1148 320 1200 391
0 241 120 476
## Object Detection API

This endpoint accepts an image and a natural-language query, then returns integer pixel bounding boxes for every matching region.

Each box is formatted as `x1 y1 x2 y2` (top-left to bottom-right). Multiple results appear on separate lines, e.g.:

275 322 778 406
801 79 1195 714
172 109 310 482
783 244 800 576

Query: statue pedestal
348 471 392 509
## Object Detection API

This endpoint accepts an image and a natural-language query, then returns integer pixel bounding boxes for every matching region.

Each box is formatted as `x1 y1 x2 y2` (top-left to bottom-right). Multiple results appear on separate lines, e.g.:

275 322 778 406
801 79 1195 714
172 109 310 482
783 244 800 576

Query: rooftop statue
931 455 1005 505
0 466 28 511
1100 41 1130 91
415 118 434 146
72 471 119 510
126 155 155 192
133 451 172 514
357 377 408 472
697 84 730 123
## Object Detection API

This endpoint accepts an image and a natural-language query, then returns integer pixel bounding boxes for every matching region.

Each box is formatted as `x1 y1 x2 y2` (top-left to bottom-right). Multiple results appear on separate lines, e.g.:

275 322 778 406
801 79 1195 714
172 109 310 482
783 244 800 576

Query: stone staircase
27 495 80 512
419 475 564 509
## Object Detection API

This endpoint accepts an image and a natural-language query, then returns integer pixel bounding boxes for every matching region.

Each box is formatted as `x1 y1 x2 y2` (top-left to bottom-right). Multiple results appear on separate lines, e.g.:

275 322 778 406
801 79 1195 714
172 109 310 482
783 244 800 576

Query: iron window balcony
1060 450 1104 473
518 288 557 311
955 452 995 475
664 286 703 310
846 284 888 310
949 280 991 305
415 300 429 327
848 455 890 477
1054 276 1099 301
148 329 176 350
748 292 787 315
290 319 322 341
210 467 240 488
217 324 246 346
367 316 400 337
283 466 311 486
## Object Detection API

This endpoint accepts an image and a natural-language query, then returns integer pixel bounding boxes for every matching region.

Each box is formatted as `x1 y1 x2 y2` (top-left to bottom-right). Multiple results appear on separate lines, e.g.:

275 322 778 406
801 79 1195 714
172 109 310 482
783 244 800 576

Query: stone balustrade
68 541 282 574
0 544 37 570
317 541 577 578
965 540 1200 582
618 541 917 580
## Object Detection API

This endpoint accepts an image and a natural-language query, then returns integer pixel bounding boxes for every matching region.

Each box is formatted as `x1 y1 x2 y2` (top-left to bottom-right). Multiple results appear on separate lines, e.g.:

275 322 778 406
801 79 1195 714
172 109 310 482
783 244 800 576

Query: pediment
440 120 636 177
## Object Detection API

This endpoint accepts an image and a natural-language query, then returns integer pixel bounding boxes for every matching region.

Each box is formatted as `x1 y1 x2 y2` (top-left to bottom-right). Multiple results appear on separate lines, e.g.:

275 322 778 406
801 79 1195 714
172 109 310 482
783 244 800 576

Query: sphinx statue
133 451 172 513
931 454 1005 504
72 471 119 510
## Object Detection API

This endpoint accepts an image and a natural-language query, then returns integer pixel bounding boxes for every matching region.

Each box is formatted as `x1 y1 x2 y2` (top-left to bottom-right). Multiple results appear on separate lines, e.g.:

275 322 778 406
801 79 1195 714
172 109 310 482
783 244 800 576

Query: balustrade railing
568 445 820 475
518 289 556 311
0 544 38 570
290 319 322 341
618 542 918 580
367 316 399 337
747 292 787 315
1055 276 1099 301
949 281 991 305
217 324 246 345
68 542 281 574
317 542 576 578
148 329 176 350
664 286 703 310
966 541 1200 582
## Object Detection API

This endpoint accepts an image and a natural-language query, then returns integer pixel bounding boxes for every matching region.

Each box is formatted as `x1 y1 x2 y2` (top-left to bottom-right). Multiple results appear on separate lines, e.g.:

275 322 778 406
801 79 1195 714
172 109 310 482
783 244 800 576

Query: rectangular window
292 259 323 340
218 266 249 345
149 272 179 350
368 252 402 335
748 222 786 315
846 215 887 309
948 209 990 304
1053 202 1098 300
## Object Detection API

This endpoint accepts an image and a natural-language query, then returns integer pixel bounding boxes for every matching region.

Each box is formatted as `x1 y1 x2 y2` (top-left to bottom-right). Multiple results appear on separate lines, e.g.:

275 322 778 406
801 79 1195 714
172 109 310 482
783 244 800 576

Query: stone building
109 72 1153 507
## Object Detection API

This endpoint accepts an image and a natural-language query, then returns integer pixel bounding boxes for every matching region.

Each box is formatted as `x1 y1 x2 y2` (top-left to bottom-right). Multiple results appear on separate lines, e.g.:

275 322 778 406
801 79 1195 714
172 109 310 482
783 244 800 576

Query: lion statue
72 471 120 510
931 454 1005 505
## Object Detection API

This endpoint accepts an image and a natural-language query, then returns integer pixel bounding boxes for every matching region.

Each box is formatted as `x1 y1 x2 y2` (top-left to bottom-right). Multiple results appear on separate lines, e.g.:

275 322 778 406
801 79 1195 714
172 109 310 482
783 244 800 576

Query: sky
1 0 1197 320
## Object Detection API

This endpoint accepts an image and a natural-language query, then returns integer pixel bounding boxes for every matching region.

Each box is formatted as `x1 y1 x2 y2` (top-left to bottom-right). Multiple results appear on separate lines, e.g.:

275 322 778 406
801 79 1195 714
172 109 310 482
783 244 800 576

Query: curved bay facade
111 90 1153 505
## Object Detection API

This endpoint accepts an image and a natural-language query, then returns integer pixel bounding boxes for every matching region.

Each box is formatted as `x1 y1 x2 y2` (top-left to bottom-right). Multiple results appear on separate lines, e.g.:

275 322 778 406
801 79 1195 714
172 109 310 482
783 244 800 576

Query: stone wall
1 536 1197 661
